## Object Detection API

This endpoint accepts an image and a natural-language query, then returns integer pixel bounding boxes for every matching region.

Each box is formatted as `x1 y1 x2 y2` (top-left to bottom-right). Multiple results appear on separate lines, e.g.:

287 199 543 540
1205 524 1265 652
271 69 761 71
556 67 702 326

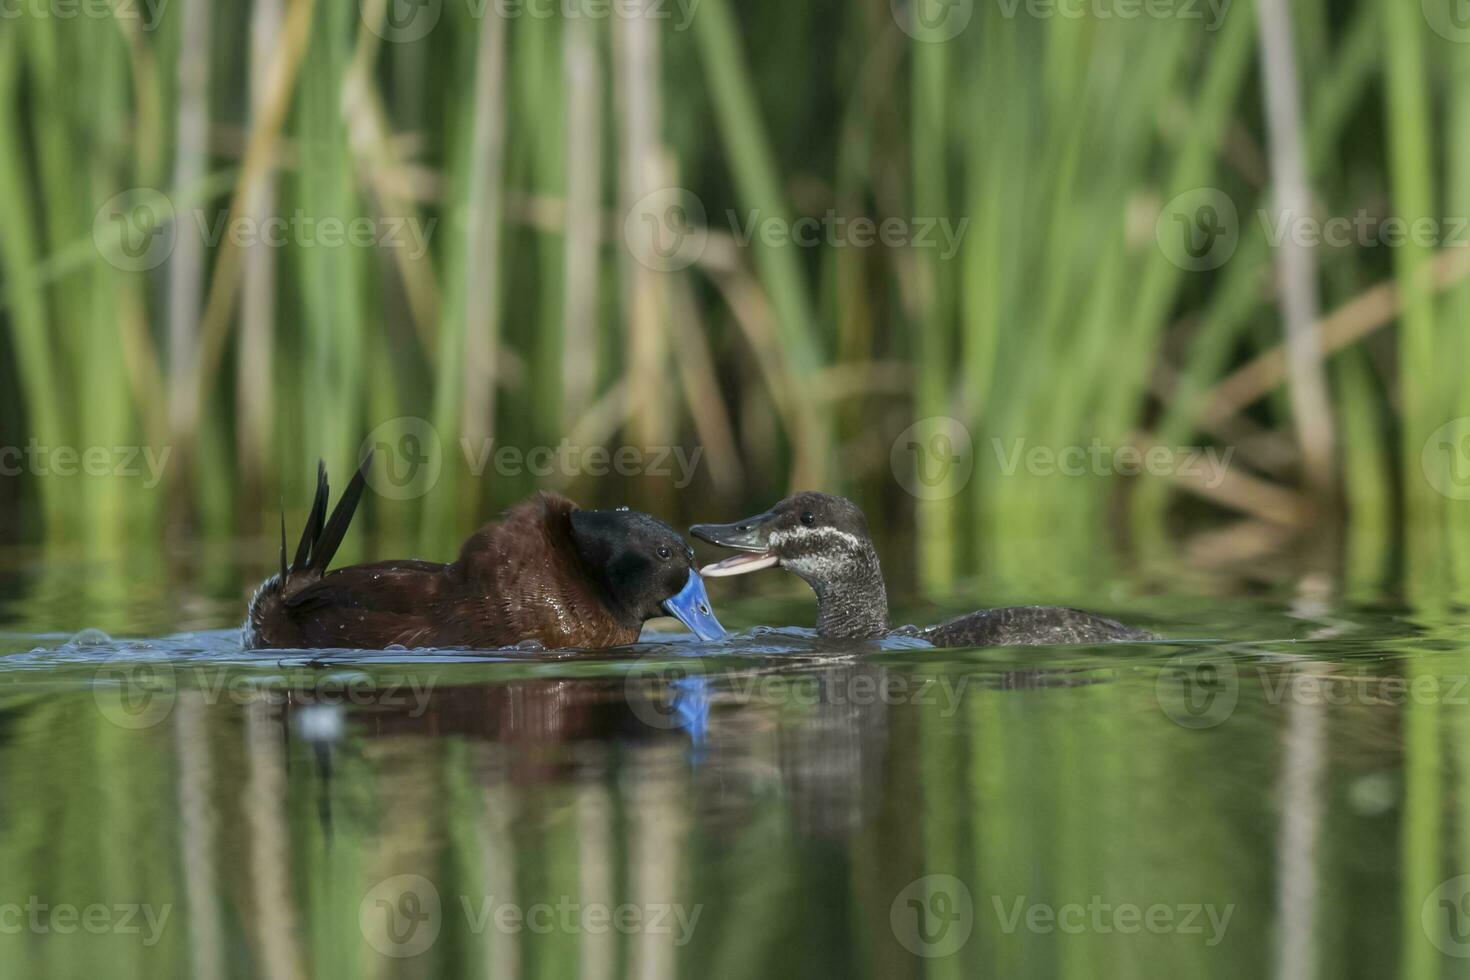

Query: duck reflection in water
277 653 1109 841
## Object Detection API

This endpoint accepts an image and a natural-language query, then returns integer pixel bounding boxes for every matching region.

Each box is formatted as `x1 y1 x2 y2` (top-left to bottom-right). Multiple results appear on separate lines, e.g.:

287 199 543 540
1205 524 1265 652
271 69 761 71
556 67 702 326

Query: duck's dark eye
657 546 672 560
800 512 815 526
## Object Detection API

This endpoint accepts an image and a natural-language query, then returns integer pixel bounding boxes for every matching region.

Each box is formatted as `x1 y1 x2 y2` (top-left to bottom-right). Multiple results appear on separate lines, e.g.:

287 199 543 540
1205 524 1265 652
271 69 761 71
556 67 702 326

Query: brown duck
243 457 725 651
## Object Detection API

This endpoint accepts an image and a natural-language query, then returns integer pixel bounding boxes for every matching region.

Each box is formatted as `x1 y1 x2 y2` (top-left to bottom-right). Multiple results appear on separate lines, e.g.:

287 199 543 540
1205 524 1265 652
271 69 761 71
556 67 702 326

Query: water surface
0 554 1465 978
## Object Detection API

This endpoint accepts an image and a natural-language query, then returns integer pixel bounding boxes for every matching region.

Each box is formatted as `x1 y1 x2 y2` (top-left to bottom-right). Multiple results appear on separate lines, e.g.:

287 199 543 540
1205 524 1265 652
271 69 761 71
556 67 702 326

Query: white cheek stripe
769 526 863 551
771 526 868 582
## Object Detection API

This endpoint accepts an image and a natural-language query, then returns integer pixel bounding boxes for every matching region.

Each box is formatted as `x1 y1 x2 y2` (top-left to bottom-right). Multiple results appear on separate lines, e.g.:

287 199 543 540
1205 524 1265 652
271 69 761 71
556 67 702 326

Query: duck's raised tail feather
287 453 373 582
293 461 329 571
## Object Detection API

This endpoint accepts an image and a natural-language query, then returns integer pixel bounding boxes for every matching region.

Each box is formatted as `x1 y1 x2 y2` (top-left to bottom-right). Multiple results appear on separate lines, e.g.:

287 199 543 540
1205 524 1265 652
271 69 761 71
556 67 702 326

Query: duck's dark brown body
922 606 1157 647
245 493 638 651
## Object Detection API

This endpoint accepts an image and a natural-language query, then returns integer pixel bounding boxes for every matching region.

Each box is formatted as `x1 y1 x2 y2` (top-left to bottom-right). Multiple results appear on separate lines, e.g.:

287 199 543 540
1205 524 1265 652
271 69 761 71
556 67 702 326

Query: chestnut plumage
243 457 724 651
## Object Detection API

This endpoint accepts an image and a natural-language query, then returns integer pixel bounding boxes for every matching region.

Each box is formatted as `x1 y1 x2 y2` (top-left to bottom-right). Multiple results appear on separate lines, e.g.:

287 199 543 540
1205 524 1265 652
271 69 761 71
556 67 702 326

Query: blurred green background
9 5 1470 977
2 0 1469 598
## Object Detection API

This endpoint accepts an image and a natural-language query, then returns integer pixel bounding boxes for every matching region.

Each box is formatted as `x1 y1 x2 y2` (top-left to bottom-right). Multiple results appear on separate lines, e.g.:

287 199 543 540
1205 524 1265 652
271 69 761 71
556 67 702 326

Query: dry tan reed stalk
1257 0 1336 503
460 6 510 449
236 0 283 488
1133 432 1306 526
191 0 318 440
1199 247 1470 427
561 13 604 427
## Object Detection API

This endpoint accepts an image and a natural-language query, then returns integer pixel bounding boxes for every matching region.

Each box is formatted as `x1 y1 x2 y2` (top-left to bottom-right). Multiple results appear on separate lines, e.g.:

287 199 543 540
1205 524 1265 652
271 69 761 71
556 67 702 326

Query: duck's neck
808 545 890 639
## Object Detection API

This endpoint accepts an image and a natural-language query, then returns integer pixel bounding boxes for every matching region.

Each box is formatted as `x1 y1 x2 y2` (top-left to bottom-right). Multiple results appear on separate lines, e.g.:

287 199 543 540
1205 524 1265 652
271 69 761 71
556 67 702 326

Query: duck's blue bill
663 570 727 641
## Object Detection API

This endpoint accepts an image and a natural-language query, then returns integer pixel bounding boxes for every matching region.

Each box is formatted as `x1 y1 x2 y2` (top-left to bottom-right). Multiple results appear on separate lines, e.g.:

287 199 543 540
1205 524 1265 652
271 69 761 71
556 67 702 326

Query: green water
1 553 1467 979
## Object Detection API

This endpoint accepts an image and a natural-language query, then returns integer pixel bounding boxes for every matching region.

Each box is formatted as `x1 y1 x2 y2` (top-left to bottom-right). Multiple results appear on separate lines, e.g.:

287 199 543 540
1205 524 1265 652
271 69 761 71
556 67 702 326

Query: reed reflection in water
4 608 1462 979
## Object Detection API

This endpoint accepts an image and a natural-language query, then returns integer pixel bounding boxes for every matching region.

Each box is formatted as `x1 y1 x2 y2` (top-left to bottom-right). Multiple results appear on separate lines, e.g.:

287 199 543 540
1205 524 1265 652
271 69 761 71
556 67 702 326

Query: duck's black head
690 492 889 638
569 508 726 641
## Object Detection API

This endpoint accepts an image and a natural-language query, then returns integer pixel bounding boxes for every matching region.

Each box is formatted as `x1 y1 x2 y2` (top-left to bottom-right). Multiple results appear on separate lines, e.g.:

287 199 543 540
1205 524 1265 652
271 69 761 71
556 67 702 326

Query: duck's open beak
690 511 781 578
662 570 727 641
